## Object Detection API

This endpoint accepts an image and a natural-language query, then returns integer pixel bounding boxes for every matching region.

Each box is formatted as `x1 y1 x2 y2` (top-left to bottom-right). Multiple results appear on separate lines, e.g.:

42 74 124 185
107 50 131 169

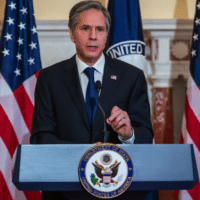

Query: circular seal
78 144 134 199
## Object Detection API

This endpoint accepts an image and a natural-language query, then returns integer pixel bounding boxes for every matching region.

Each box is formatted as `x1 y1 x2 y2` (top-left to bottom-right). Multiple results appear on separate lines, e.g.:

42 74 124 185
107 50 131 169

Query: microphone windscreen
95 80 102 90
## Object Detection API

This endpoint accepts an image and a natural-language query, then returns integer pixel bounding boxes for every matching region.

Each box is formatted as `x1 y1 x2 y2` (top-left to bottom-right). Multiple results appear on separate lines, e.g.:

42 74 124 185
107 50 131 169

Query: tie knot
84 67 95 79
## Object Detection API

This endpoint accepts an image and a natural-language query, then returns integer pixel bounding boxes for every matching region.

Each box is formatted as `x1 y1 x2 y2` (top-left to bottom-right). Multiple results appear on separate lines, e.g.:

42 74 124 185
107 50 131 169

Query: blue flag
105 0 145 70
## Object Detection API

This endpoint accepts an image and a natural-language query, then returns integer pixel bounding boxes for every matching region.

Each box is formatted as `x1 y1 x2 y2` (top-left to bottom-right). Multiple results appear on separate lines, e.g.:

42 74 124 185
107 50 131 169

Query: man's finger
108 108 121 122
94 142 102 145
111 114 125 127
115 118 129 129
110 106 120 114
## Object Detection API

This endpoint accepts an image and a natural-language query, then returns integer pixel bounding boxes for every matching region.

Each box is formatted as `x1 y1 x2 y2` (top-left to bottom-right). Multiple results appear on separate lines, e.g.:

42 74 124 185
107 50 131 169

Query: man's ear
69 28 75 43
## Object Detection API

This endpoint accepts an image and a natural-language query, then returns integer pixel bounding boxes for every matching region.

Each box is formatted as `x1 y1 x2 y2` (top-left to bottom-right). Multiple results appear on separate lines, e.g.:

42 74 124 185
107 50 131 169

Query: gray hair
68 1 111 34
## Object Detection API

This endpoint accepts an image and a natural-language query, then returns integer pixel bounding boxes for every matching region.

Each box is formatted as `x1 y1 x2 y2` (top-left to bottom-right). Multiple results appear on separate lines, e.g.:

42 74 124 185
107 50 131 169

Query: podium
13 144 198 192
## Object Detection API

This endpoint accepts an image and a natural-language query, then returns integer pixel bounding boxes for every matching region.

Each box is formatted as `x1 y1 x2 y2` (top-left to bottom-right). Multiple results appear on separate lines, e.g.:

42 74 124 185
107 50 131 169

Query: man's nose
89 28 97 40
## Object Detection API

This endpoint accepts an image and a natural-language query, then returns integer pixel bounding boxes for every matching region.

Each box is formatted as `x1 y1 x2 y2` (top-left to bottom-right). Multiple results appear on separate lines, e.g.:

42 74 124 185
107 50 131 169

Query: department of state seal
78 144 134 199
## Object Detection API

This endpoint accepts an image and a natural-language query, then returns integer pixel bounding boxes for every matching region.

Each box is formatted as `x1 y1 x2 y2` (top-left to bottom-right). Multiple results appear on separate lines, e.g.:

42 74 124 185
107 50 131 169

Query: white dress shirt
76 54 134 144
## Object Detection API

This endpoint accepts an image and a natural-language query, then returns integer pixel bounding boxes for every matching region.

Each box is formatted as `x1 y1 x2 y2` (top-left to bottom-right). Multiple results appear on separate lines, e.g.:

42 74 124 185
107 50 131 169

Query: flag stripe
0 105 18 157
13 84 34 132
23 191 41 200
179 189 192 200
0 138 15 199
181 118 200 176
0 138 28 200
180 102 200 200
187 75 200 122
23 74 38 105
0 172 12 200
35 71 40 78
181 103 200 200
188 182 200 200
185 97 200 151
0 74 29 143
15 190 27 200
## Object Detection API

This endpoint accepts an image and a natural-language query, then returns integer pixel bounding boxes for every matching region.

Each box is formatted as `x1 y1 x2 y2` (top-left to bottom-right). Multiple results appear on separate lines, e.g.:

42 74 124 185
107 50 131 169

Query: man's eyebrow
80 25 105 29
96 26 106 29
81 25 90 27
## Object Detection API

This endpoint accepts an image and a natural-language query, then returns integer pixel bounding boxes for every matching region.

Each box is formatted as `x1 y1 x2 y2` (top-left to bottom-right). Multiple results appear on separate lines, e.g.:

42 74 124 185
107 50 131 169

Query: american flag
0 0 41 199
176 0 200 199
110 75 117 80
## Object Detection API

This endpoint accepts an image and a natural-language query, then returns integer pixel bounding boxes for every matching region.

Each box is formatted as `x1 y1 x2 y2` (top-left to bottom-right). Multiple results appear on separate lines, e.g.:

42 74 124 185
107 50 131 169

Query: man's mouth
87 46 98 51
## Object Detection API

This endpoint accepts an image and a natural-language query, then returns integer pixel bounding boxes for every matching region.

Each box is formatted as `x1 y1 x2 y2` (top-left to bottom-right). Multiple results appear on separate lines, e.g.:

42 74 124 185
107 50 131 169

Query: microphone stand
95 81 110 143
97 101 110 143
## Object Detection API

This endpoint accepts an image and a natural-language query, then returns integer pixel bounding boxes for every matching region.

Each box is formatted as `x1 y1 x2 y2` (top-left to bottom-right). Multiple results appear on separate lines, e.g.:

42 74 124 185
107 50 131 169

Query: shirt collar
76 54 105 75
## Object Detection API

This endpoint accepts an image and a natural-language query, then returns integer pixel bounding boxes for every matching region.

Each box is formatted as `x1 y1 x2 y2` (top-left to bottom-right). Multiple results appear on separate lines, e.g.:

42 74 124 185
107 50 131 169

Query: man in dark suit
30 1 153 199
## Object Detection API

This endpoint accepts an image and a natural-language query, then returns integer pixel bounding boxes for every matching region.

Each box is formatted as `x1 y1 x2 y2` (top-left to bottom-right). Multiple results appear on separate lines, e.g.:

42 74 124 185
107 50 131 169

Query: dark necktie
84 67 97 126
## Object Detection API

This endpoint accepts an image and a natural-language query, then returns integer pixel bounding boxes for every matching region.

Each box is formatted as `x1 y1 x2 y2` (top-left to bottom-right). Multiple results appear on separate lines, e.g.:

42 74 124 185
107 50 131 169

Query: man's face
70 9 107 66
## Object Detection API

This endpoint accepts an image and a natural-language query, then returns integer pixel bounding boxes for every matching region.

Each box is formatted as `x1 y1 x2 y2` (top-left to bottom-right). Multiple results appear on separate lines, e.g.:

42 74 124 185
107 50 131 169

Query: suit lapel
93 56 120 131
62 56 90 130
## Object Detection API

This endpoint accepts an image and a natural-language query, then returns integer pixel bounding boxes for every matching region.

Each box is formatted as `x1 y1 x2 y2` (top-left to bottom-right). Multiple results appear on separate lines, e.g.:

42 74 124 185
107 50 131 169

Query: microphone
95 80 102 97
95 81 109 143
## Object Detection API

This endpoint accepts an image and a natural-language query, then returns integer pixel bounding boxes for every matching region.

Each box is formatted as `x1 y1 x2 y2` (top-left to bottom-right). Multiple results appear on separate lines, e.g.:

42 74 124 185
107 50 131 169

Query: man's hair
68 0 111 34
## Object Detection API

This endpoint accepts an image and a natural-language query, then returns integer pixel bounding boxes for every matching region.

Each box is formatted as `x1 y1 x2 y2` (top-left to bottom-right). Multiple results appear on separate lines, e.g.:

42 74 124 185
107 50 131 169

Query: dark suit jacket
30 54 153 145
